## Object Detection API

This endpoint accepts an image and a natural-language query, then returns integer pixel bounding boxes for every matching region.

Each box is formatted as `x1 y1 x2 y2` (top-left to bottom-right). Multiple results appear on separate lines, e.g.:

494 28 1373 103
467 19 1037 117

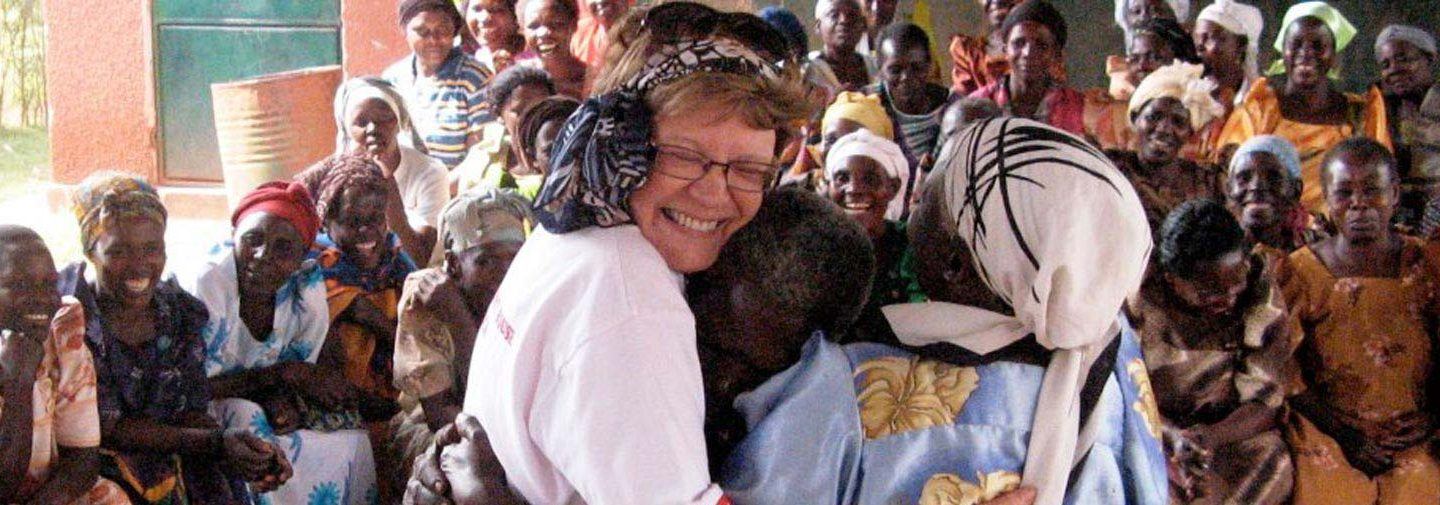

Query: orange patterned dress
1280 239 1440 505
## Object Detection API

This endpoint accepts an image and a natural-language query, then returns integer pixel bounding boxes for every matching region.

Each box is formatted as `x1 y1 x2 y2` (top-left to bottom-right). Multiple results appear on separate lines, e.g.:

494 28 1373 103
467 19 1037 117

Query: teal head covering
1266 1 1356 78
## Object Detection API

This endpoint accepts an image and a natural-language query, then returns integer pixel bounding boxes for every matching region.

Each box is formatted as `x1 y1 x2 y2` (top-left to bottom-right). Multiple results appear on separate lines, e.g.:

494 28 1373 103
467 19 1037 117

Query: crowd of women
3 0 1440 504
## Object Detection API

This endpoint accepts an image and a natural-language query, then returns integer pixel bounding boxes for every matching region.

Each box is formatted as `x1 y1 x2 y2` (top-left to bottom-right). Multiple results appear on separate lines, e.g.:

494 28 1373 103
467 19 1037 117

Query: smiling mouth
355 240 379 254
537 41 558 53
124 278 152 295
662 208 722 233
22 313 49 324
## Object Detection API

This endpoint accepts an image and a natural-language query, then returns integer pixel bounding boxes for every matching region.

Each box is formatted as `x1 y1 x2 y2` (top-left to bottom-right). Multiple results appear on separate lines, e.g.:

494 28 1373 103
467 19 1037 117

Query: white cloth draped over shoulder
883 118 1152 505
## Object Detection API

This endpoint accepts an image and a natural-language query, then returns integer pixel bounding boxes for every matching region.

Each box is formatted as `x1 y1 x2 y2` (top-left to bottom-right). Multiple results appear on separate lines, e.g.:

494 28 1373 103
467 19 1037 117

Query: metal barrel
211 65 342 210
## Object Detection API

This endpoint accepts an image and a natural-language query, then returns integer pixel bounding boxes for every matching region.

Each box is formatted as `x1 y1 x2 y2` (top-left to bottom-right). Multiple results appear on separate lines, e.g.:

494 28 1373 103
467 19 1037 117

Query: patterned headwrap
294 154 389 223
439 188 533 256
532 37 780 233
1229 134 1302 181
71 172 167 254
1376 25 1438 61
822 91 895 140
333 77 428 156
883 118 1151 505
1127 62 1225 130
1197 0 1263 87
1267 2 1356 77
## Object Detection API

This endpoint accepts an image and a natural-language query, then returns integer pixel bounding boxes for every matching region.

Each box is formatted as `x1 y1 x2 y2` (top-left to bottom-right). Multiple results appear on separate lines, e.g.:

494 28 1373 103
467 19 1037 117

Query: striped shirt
384 49 495 169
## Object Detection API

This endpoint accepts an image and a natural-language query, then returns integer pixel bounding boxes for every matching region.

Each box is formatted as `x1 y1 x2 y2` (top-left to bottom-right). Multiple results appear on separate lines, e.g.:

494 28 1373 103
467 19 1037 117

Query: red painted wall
342 0 408 77
45 0 157 184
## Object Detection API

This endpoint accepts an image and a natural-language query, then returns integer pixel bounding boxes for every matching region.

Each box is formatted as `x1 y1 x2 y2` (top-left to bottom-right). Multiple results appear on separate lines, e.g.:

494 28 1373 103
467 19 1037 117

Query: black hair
526 0 579 25
517 96 581 163
1000 0 1067 49
485 65 557 110
878 21 932 58
1320 137 1399 191
1157 199 1246 278
1130 17 1200 64
399 0 466 31
0 225 45 268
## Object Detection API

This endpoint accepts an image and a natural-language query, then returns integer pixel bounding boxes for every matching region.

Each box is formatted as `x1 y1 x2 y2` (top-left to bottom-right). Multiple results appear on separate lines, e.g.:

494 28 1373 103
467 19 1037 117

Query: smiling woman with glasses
404 2 809 504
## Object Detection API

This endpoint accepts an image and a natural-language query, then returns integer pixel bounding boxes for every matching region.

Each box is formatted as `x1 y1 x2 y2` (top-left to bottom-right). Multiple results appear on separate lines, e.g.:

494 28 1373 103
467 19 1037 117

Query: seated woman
1375 25 1440 230
1086 18 1211 157
808 0 870 92
1105 62 1227 232
1215 2 1391 215
969 1 1085 136
1280 138 1440 505
865 22 952 177
302 157 417 478
1224 135 1323 259
1126 200 1292 504
175 182 377 504
384 0 493 170
0 226 128 505
60 174 289 504
821 130 923 342
516 0 586 99
455 65 556 198
323 77 448 262
722 118 1166 504
460 0 525 74
389 189 532 492
515 96 580 177
1193 0 1262 109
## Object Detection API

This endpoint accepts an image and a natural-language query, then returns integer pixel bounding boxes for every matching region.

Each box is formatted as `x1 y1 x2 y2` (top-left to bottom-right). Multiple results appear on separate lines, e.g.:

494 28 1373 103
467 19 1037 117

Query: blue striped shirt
384 49 495 169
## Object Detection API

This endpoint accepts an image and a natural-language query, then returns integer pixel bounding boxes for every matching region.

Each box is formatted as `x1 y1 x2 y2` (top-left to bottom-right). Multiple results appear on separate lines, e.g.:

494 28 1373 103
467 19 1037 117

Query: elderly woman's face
1378 39 1436 98
469 0 519 50
1126 32 1175 85
1324 151 1399 244
233 212 307 300
1124 0 1176 29
825 155 897 238
406 10 458 70
1133 97 1191 165
1226 152 1296 236
0 238 60 337
628 106 773 273
1193 19 1245 76
523 0 576 59
326 188 390 271
346 97 400 159
907 171 1010 312
817 0 866 51
91 215 166 310
1283 17 1336 89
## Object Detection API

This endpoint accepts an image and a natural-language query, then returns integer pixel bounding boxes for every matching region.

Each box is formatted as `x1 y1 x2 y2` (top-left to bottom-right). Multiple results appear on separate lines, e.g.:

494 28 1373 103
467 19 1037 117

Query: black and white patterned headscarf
883 118 1151 505
532 38 779 233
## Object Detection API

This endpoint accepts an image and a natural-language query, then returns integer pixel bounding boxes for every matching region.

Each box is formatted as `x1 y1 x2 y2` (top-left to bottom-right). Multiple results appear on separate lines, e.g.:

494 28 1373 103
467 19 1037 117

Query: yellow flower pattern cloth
856 356 979 440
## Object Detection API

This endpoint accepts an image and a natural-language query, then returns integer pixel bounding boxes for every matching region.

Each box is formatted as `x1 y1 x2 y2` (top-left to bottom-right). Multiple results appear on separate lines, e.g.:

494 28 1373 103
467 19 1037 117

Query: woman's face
1378 39 1436 98
1165 249 1249 316
532 118 565 174
821 118 865 155
90 216 166 310
907 173 1010 312
0 239 60 336
469 0 519 50
1124 0 1176 29
346 97 400 159
817 0 865 52
326 188 389 271
628 105 773 273
880 40 932 103
406 10 459 70
1226 152 1296 237
1126 32 1175 85
1325 152 1399 244
523 0 576 59
1133 97 1192 165
1193 19 1245 77
1283 18 1336 90
502 84 553 138
448 241 522 313
233 212 307 299
825 155 897 237
1006 21 1060 86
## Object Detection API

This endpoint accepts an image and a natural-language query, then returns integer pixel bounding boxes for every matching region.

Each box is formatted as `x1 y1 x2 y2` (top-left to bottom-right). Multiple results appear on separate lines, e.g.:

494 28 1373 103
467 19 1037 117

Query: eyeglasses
640 2 790 64
652 143 776 192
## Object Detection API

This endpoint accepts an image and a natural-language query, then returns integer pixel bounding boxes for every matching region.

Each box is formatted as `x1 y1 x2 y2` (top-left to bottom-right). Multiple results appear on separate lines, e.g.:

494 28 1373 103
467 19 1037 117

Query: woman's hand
1336 428 1395 476
280 362 356 411
442 413 522 505
346 296 397 337
221 430 283 481
248 441 294 493
406 422 458 505
1378 412 1433 452
259 392 302 435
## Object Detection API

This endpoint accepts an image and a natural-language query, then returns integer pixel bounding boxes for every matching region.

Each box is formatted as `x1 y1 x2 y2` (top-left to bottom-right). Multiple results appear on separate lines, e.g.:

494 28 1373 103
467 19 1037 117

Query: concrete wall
45 0 158 184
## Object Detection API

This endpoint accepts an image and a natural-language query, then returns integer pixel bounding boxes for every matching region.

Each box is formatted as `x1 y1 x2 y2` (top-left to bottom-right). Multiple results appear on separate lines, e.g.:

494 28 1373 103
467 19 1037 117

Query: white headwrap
332 77 423 155
1376 25 1438 61
826 129 910 219
883 118 1152 505
1197 0 1263 95
1114 0 1192 38
1127 62 1225 130
814 0 866 20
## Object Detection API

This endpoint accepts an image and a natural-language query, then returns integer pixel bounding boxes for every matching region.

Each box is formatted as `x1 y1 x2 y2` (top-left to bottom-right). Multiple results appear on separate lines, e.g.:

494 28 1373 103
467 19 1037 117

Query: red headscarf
231 181 321 248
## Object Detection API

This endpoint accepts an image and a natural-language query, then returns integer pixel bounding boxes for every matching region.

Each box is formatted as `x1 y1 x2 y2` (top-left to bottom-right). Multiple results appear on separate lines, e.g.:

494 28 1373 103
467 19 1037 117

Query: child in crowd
514 96 581 184
456 65 556 197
